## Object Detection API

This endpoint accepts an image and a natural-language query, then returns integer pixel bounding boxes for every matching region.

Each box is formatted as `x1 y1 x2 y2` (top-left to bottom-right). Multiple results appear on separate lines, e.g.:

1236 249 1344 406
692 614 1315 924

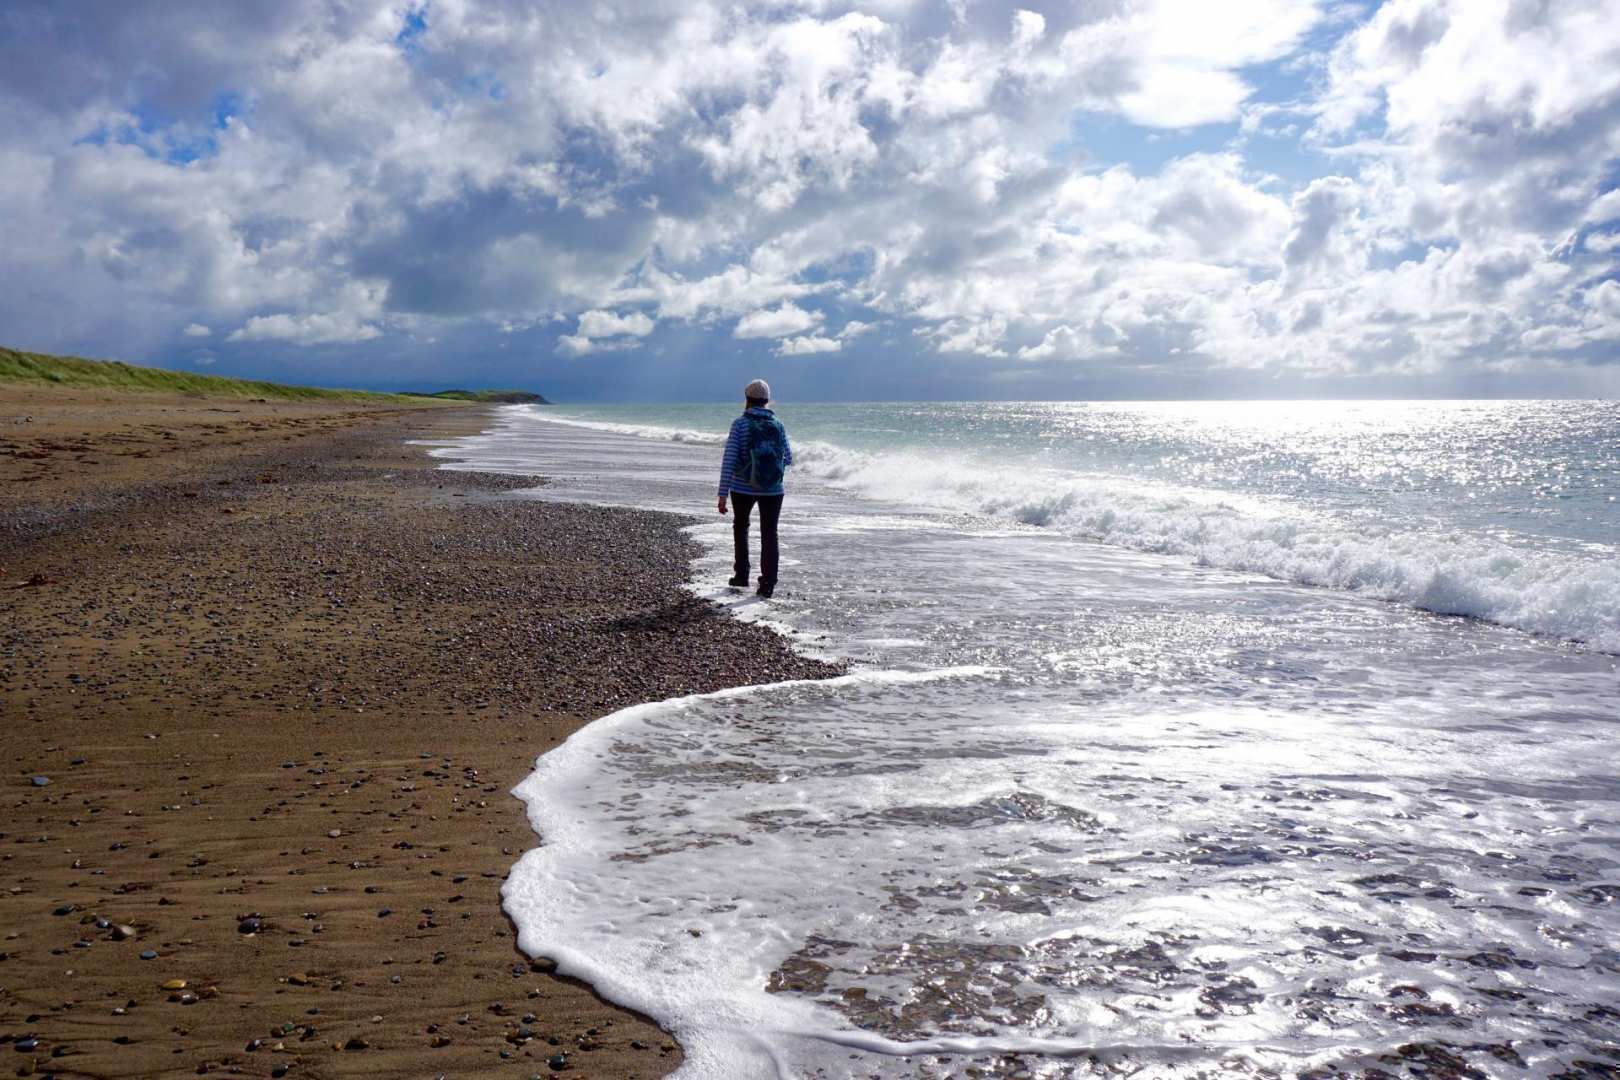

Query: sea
433 400 1620 1079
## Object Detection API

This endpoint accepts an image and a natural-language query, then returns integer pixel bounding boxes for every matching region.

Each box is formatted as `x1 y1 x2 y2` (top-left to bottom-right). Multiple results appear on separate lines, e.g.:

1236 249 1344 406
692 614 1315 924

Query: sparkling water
436 401 1620 1079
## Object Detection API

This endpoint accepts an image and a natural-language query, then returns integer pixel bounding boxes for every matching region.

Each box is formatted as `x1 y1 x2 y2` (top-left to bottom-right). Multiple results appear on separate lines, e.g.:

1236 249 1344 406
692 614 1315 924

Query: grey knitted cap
744 379 771 401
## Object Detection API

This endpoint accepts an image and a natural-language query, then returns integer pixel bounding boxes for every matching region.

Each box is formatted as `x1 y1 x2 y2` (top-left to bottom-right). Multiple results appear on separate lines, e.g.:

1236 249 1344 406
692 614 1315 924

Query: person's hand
717 495 728 515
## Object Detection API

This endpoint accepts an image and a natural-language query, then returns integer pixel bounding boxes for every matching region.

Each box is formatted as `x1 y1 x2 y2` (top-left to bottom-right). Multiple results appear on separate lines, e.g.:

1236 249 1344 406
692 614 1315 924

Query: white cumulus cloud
575 309 655 339
777 334 841 356
0 0 1615 393
227 312 380 346
734 302 822 339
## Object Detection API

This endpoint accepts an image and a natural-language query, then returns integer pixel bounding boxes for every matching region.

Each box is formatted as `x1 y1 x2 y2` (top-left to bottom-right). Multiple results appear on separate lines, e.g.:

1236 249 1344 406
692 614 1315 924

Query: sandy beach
0 387 839 1077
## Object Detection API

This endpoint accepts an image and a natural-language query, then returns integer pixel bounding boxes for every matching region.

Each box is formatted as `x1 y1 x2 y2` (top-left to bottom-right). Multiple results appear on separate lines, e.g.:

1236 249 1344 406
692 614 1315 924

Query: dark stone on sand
51 905 74 916
343 1036 369 1051
237 917 262 935
139 949 157 960
15 1039 38 1053
0 408 835 1077
30 776 50 787
548 1052 568 1071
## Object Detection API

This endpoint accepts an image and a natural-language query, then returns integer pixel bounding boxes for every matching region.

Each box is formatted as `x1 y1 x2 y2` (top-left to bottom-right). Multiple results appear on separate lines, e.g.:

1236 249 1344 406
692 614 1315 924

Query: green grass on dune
0 346 442 404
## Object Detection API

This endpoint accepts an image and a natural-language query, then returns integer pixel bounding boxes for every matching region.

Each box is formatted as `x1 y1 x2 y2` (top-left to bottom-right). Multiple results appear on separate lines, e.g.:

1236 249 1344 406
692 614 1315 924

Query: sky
2 0 1619 402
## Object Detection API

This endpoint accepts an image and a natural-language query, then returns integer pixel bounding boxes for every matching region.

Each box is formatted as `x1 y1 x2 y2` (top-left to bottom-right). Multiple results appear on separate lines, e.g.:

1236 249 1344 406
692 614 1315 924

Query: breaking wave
531 412 725 445
522 409 1620 653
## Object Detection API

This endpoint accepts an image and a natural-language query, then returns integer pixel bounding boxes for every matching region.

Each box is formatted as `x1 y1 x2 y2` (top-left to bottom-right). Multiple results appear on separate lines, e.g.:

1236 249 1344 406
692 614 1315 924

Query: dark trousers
731 492 783 585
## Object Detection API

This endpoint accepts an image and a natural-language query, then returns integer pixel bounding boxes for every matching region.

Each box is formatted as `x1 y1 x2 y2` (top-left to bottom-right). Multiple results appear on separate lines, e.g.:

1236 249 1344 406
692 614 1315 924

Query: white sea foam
474 407 1620 1079
503 663 1620 1078
503 667 998 1078
519 409 1620 652
529 412 725 446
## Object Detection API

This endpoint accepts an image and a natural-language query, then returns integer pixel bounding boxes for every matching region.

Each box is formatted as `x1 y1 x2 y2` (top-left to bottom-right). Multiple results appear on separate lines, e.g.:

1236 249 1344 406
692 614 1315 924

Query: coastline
1 388 840 1077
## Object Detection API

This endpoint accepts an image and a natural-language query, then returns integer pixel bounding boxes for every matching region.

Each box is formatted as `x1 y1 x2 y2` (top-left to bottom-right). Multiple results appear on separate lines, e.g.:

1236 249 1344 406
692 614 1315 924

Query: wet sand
0 386 840 1077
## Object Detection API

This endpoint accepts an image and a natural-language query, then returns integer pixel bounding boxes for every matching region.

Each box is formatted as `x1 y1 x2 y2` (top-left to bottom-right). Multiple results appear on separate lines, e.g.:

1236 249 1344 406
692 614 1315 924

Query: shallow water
437 402 1620 1078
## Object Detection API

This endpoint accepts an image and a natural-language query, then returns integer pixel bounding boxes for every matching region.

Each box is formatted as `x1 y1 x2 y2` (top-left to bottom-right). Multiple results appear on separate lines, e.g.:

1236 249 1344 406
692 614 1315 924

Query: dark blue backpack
740 412 787 490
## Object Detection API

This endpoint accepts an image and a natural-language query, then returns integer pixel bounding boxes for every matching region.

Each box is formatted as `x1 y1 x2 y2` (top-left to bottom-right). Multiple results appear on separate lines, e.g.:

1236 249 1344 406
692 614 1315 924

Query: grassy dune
0 346 440 403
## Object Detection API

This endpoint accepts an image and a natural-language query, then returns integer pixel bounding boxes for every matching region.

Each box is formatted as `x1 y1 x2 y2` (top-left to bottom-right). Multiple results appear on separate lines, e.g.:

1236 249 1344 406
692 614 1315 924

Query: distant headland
402 389 550 404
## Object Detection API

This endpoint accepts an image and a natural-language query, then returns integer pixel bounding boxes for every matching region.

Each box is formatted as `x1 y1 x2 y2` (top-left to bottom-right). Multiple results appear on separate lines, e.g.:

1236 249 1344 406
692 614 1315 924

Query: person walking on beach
718 379 792 598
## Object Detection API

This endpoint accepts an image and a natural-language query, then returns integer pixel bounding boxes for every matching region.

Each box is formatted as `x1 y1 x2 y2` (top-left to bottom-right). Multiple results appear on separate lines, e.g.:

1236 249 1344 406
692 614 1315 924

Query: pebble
14 1038 38 1053
0 428 833 1080
237 917 262 935
30 776 50 787
548 1052 568 1071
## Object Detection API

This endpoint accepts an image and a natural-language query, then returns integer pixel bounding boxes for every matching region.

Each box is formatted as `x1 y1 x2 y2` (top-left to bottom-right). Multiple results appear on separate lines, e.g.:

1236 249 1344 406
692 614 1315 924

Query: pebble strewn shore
0 397 840 1078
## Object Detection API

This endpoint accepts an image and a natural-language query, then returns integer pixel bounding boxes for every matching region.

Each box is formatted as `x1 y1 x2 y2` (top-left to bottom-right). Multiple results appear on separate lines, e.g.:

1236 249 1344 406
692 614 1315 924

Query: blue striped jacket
718 407 793 496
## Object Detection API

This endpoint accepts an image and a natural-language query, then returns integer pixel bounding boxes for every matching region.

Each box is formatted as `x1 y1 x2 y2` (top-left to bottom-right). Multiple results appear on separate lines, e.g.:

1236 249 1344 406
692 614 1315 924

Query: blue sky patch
397 7 428 53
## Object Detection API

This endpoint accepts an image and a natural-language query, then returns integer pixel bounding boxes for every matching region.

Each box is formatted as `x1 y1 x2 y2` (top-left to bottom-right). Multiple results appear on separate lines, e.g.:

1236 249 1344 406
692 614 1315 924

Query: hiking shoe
728 574 749 588
755 581 775 599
